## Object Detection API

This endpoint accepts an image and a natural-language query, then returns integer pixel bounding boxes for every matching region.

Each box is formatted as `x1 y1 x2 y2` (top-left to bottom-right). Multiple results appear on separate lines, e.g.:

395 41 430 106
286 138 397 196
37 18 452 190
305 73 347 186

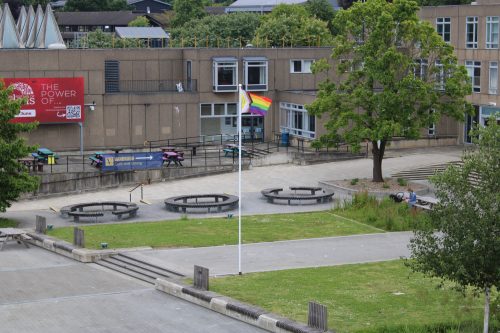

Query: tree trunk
484 286 490 333
372 140 386 183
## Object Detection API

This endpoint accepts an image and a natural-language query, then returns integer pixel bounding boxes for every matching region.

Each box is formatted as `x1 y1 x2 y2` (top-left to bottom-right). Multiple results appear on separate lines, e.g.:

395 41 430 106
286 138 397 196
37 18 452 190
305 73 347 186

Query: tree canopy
306 0 471 182
0 80 39 212
252 4 333 47
409 120 500 333
63 0 130 11
128 16 151 27
170 12 261 47
171 0 205 28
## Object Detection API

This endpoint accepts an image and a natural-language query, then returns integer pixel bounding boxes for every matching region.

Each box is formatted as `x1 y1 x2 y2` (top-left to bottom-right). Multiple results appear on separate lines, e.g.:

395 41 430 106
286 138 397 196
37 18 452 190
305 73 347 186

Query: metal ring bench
164 194 239 213
261 187 334 205
60 201 139 222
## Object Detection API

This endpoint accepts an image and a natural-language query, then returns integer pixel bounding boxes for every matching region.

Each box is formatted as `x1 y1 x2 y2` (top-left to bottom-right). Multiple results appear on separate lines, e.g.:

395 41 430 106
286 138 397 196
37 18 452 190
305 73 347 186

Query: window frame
212 58 238 92
486 16 499 49
436 17 451 43
466 16 478 49
290 59 314 74
465 60 481 93
279 102 315 139
243 57 268 91
489 61 498 95
200 103 238 118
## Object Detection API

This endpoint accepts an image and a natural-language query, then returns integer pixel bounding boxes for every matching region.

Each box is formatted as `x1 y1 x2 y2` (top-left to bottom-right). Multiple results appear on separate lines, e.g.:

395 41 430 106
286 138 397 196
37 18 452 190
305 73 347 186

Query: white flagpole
238 84 242 275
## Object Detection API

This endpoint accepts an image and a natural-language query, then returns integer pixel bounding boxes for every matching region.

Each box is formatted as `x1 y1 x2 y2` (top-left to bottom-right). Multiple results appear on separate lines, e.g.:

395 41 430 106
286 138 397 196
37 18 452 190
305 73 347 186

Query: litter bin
47 155 55 165
281 132 289 147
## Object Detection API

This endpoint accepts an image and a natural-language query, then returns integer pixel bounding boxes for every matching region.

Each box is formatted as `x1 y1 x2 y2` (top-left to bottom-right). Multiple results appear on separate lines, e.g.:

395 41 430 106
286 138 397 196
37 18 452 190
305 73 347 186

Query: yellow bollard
47 155 55 165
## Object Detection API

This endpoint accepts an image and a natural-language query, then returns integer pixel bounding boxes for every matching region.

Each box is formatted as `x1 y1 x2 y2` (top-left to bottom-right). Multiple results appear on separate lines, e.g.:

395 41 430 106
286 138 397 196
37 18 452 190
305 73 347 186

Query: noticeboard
100 152 164 171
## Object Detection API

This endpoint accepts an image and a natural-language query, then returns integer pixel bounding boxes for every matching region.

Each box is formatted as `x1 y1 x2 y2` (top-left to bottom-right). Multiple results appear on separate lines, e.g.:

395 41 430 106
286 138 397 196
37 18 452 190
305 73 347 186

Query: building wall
420 3 500 143
0 48 335 151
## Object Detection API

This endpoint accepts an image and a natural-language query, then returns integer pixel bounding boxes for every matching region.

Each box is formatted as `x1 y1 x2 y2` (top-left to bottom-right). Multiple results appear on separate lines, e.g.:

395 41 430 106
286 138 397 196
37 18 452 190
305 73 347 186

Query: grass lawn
0 218 18 228
47 211 381 249
334 192 427 231
210 260 497 333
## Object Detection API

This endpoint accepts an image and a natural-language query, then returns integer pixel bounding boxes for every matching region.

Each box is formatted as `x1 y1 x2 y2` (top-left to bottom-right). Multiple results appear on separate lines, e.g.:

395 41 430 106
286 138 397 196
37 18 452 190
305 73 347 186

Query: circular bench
164 194 239 213
60 201 139 222
261 187 334 205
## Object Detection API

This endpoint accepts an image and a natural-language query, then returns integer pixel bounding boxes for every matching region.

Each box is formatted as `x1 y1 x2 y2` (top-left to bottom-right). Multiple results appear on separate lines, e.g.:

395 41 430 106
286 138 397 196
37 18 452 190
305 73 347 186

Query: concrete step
96 259 157 285
96 253 185 285
391 161 461 180
113 253 184 278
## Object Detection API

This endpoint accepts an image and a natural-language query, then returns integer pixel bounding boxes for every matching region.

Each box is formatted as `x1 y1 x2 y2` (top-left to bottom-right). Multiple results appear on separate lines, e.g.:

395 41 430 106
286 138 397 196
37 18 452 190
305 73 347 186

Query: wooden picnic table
0 228 31 250
18 157 43 172
163 151 184 167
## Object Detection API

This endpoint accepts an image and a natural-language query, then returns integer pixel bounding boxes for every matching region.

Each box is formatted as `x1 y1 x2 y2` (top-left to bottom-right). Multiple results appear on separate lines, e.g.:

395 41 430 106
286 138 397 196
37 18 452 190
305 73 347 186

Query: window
465 60 481 93
466 16 478 49
428 110 436 136
486 16 499 49
290 60 313 73
435 60 445 91
212 57 238 92
280 103 315 138
489 61 498 94
200 103 238 117
436 17 451 43
243 57 268 91
414 59 428 80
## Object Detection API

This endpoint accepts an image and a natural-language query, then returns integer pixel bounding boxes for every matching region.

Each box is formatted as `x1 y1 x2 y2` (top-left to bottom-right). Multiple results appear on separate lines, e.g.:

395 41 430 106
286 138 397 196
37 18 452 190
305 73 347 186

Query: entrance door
465 105 479 143
242 115 264 142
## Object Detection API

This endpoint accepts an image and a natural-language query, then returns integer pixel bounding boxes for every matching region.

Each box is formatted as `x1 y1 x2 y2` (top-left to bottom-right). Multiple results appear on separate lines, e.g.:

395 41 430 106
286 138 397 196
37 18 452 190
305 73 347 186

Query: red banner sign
4 77 84 123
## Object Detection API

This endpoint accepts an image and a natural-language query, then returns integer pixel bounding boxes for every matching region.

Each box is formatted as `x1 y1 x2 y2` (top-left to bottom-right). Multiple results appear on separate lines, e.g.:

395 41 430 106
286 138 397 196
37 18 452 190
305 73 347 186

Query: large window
489 61 498 95
280 102 315 138
200 103 237 117
435 60 445 91
414 59 428 80
244 57 268 91
486 16 499 49
436 17 451 43
290 60 313 73
213 57 238 92
466 16 478 49
465 60 481 93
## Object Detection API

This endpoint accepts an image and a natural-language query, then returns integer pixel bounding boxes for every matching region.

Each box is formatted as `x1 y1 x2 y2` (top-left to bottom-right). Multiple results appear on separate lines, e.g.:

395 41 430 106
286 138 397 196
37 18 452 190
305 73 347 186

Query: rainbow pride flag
249 93 272 116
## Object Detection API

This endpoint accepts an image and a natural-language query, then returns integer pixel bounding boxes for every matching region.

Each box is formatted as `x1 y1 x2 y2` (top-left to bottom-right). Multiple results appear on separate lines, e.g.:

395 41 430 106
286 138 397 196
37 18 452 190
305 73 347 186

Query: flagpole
237 84 242 275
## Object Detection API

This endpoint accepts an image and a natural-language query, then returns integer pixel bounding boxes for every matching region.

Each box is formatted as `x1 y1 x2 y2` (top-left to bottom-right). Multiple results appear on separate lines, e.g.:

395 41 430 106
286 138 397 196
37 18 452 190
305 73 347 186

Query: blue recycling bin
281 132 289 147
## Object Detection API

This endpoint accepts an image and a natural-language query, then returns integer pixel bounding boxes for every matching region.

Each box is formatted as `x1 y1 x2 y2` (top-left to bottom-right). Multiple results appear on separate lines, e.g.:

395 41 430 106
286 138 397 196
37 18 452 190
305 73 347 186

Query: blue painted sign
101 152 164 171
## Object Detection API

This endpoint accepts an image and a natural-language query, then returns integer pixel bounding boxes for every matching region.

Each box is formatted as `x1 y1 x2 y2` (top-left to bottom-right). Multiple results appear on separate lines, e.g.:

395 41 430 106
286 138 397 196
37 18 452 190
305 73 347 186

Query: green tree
0 80 39 212
171 0 205 28
128 16 151 27
77 29 142 48
170 12 260 47
252 4 332 47
307 0 471 182
64 0 130 11
409 120 500 333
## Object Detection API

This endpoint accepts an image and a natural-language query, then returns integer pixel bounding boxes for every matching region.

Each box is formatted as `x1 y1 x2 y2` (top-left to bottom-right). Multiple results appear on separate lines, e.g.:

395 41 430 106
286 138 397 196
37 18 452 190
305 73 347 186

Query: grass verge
210 260 499 333
47 211 380 249
0 218 18 228
334 192 427 231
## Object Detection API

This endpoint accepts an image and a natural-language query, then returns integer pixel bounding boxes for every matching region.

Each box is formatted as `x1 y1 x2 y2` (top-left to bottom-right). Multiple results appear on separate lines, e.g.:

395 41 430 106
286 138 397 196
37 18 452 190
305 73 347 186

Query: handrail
128 183 143 202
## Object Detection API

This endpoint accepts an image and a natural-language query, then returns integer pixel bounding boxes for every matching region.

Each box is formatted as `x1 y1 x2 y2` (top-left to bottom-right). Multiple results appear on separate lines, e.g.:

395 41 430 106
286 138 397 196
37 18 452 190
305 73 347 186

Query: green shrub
397 178 408 186
350 178 359 185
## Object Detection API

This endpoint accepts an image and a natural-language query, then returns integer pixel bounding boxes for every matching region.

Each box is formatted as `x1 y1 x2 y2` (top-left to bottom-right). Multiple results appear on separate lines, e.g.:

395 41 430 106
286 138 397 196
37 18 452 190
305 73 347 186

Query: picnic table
32 147 59 164
89 152 105 168
18 156 43 172
0 228 31 250
163 151 184 167
223 144 248 157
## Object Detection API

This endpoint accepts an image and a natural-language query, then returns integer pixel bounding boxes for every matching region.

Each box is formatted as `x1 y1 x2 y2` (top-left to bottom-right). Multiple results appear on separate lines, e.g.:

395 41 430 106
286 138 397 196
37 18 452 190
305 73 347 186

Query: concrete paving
124 232 413 277
0 246 266 333
2 146 462 229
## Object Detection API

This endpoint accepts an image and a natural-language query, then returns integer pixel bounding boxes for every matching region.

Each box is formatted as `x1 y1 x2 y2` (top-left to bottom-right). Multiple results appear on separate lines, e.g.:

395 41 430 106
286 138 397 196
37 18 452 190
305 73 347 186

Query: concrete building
420 0 500 143
8 1 500 152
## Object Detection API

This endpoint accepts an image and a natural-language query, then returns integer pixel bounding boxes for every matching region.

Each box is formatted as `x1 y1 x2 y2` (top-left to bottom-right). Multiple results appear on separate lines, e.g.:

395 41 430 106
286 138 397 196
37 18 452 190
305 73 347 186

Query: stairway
391 161 462 180
95 253 184 285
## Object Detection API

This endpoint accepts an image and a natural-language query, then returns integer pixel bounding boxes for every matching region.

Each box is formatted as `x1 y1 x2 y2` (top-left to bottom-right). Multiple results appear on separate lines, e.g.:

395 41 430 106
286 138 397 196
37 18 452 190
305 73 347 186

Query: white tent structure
0 3 65 49
0 4 23 48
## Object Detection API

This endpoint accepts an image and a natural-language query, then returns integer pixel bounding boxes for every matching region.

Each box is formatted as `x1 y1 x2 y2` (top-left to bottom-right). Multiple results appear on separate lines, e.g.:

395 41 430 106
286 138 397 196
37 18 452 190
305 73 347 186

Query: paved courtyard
0 146 464 332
